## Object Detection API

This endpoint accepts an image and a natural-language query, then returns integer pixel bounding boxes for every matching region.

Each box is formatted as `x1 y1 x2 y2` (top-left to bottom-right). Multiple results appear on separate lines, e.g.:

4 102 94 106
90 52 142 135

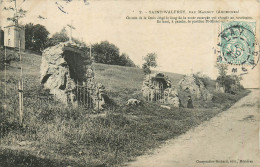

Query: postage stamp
215 21 260 75
217 21 258 66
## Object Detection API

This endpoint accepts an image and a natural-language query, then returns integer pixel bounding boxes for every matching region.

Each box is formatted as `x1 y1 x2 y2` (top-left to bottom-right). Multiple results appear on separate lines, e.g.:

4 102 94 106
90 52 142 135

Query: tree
216 64 243 93
47 27 69 47
142 53 158 75
25 23 50 52
194 72 210 88
92 41 120 65
25 23 34 50
142 63 151 75
124 56 136 67
47 27 85 47
221 75 236 93
118 53 136 67
215 63 229 88
118 53 128 66
216 63 228 77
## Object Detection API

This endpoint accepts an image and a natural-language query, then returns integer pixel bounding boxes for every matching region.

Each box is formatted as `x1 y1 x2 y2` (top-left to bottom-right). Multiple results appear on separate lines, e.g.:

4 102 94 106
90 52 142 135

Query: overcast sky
0 0 259 88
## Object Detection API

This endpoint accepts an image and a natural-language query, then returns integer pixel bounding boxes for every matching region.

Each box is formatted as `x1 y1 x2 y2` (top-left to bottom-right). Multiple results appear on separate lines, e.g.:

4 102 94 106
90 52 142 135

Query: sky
0 0 259 88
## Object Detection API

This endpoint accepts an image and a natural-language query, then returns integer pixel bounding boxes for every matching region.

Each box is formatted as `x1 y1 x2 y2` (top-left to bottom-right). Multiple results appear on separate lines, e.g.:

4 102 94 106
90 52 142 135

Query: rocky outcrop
40 42 87 106
178 74 213 101
163 88 180 108
40 42 111 110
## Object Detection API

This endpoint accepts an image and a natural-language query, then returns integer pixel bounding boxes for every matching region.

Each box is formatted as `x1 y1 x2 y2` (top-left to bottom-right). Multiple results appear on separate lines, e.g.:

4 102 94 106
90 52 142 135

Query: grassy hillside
93 63 184 104
0 49 250 167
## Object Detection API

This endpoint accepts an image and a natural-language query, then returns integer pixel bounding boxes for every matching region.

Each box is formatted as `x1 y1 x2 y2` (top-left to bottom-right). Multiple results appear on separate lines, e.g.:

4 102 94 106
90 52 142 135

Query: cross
67 21 75 42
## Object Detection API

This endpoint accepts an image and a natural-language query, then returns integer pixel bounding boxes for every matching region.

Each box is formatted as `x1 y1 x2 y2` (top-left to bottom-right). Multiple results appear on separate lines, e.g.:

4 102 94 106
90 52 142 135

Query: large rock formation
40 42 111 110
178 74 213 101
40 42 87 106
163 87 180 108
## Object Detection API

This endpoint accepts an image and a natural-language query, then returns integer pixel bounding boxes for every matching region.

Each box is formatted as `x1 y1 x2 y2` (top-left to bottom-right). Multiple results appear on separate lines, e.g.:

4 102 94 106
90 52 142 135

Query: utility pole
14 0 18 25
13 0 24 125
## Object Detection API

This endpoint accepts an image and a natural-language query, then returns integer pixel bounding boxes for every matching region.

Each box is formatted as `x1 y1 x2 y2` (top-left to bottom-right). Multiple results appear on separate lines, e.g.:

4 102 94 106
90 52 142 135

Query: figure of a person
86 66 94 78
187 96 194 108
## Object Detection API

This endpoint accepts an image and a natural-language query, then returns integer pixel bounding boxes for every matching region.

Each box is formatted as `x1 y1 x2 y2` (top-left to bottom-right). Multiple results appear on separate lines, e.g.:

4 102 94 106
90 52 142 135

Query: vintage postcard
0 0 259 166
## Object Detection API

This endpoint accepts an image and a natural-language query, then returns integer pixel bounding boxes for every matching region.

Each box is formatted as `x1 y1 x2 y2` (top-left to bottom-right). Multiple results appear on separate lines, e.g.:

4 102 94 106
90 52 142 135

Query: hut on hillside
4 24 25 50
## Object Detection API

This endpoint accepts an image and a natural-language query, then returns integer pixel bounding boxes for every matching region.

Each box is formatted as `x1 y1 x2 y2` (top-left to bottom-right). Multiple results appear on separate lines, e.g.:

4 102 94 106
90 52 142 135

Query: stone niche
40 42 88 105
142 73 180 107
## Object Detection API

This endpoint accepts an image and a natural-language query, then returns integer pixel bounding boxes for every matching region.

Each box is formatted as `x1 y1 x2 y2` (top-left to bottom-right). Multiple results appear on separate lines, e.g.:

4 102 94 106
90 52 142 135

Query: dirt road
127 89 260 167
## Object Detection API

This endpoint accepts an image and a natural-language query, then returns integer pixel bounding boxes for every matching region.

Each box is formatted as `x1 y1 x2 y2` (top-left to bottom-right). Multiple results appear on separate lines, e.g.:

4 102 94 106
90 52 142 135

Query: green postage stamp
217 21 258 66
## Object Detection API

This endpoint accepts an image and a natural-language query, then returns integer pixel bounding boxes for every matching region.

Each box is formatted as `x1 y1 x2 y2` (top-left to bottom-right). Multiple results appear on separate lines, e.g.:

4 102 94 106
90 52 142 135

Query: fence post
18 81 23 125
76 80 79 103
155 88 159 101
83 81 85 107
86 87 89 109
97 88 100 111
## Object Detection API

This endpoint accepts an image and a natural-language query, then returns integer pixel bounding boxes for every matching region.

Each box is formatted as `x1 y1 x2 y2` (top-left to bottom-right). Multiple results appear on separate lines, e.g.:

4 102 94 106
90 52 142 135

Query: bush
0 49 19 69
193 73 210 88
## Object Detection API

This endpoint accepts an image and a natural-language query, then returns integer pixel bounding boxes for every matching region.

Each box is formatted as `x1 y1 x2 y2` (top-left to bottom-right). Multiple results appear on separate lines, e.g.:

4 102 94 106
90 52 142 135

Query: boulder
178 74 213 101
40 42 87 105
167 96 180 108
163 87 181 107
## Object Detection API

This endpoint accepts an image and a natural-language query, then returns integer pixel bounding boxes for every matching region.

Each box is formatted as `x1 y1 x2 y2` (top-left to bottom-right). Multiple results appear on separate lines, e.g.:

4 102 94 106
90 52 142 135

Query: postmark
215 21 259 75
55 0 89 14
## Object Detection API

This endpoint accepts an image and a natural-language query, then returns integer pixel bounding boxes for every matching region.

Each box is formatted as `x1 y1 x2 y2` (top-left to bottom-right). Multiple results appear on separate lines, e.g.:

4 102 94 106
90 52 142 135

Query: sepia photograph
0 0 259 166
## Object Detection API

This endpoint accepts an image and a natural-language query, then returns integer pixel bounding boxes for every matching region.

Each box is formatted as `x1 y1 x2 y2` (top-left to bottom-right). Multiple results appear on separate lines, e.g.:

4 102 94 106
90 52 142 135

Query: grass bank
0 49 250 166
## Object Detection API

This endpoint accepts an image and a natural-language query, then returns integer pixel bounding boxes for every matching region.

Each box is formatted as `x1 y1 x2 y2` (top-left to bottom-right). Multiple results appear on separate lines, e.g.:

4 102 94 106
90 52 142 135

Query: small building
4 24 25 50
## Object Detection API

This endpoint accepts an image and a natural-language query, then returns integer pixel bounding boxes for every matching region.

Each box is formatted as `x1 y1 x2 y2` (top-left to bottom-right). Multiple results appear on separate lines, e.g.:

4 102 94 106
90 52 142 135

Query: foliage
47 27 69 47
0 49 19 70
142 53 157 75
216 74 243 93
25 23 50 52
92 41 136 67
47 27 86 47
230 74 243 83
142 63 151 75
117 53 136 67
193 72 210 88
144 53 157 67
92 41 120 65
216 63 228 77
215 63 243 93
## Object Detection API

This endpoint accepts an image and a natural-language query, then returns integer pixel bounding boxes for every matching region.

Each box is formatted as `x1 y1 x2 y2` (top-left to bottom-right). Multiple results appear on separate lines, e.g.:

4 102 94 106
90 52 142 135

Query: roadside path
127 89 260 167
